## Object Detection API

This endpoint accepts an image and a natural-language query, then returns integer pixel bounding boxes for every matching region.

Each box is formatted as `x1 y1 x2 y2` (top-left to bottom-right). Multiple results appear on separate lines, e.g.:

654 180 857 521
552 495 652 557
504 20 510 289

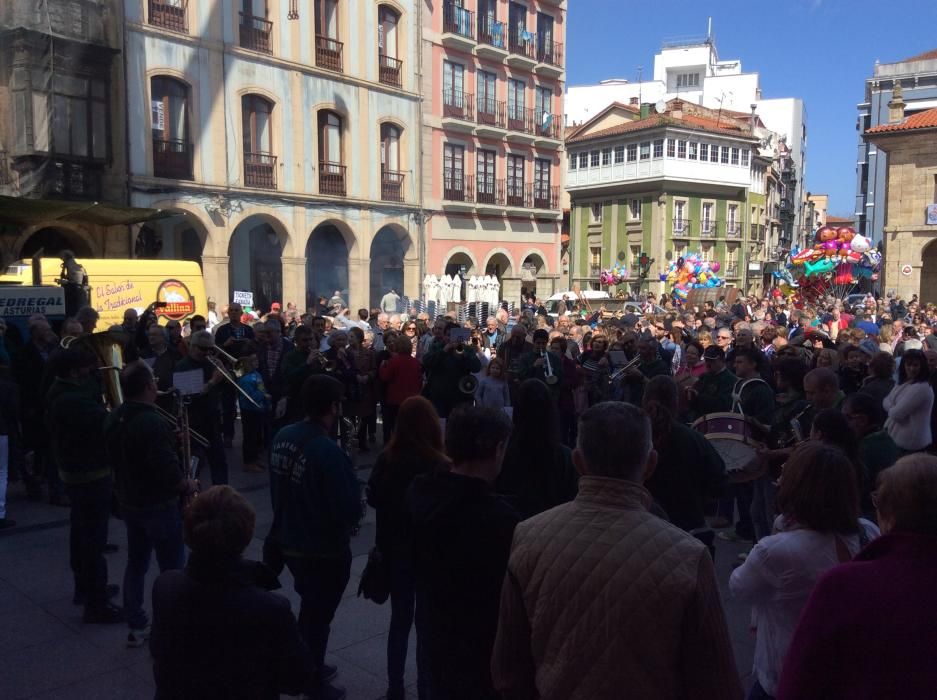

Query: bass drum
691 412 765 481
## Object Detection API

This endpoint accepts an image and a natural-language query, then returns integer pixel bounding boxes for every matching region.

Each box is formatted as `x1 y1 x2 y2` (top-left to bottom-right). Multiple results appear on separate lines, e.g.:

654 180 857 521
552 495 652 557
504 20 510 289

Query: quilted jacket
491 476 742 700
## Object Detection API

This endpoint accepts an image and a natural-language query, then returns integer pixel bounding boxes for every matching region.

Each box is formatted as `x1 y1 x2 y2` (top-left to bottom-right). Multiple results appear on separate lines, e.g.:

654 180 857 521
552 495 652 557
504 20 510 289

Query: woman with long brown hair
367 396 449 700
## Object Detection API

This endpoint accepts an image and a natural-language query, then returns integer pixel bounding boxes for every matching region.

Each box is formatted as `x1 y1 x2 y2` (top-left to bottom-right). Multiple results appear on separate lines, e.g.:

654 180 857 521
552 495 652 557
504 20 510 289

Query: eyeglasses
406 326 417 331
717 335 731 341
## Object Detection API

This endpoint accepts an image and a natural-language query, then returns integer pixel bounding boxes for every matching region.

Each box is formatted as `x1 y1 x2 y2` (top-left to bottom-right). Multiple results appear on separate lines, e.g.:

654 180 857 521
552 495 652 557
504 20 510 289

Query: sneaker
74 583 119 606
127 625 151 648
0 518 16 530
318 663 338 683
717 530 753 543
83 603 124 624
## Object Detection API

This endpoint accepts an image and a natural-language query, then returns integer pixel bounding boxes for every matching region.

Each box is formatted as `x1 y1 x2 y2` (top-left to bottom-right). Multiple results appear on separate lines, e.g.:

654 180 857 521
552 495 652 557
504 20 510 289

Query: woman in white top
730 442 879 699
883 348 934 453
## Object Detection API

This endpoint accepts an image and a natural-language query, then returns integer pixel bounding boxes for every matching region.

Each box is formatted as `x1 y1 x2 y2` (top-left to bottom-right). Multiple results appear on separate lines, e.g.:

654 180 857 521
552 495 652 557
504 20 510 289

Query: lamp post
638 251 654 295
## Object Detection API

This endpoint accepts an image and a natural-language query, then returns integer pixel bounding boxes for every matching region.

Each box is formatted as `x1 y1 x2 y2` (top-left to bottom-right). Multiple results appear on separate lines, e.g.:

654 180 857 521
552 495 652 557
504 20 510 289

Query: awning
0 195 173 227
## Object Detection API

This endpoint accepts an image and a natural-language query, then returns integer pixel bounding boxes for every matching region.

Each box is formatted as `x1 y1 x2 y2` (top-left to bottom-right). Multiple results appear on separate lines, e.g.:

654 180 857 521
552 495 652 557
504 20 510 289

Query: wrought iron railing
476 96 506 128
319 161 347 196
530 183 559 210
535 111 561 139
700 220 717 238
443 169 473 202
379 54 402 87
443 90 474 121
316 35 343 72
381 169 405 202
244 151 276 189
508 30 537 60
477 16 506 48
149 0 187 33
725 222 741 238
672 218 691 235
507 105 535 134
152 138 192 180
475 175 504 205
239 13 272 54
443 2 474 39
537 39 563 67
506 179 528 207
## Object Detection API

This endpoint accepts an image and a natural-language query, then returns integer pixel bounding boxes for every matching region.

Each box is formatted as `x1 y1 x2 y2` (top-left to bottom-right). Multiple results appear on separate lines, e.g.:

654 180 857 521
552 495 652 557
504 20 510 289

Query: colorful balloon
850 235 871 253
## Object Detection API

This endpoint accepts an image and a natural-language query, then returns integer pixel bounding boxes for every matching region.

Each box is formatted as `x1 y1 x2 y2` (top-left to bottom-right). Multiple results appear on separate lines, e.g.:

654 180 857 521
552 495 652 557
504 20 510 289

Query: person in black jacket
409 406 517 700
213 302 254 446
368 396 450 700
421 322 481 418
151 485 314 699
104 361 198 647
46 346 121 623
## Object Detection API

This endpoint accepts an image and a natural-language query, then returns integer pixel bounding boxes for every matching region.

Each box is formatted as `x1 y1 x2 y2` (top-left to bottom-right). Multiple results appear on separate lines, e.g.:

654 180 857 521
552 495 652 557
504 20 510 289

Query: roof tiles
866 107 937 134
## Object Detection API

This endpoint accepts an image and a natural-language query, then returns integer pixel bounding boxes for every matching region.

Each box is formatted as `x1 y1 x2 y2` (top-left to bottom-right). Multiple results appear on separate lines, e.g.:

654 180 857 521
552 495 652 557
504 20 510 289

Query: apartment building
422 0 565 303
125 0 423 310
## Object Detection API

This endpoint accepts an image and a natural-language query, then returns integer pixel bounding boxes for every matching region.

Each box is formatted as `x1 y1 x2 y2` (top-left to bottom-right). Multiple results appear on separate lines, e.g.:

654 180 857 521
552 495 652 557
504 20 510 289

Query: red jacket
778 532 937 700
379 353 424 406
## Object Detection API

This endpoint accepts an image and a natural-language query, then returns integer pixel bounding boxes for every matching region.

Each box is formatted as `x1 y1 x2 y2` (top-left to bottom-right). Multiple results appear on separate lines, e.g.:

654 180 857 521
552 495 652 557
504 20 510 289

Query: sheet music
172 369 205 396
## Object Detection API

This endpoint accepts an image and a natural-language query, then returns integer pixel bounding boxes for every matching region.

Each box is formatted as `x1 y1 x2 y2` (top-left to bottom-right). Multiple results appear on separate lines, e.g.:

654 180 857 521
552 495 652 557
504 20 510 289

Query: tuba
61 332 126 409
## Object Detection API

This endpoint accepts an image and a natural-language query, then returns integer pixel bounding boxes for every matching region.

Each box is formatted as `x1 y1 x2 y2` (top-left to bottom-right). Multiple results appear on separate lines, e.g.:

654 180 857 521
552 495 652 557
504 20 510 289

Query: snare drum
691 412 765 477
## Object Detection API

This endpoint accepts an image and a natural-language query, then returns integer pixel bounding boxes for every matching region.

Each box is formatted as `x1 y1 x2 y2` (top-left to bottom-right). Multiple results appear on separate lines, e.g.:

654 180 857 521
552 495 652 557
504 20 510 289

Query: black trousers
241 410 266 465
221 384 237 443
66 477 112 608
382 404 399 443
286 553 352 669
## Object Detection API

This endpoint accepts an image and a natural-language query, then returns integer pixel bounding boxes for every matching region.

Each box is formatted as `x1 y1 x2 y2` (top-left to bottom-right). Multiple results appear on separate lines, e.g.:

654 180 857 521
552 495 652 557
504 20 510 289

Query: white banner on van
233 290 253 307
0 286 66 318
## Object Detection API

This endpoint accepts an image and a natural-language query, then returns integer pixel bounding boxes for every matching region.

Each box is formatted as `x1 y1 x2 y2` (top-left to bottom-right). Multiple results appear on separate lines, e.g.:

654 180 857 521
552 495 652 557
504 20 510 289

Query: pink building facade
422 0 566 303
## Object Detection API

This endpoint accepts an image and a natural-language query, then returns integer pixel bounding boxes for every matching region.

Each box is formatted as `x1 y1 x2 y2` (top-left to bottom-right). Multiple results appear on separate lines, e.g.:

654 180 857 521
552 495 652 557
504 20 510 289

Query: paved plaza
0 436 755 699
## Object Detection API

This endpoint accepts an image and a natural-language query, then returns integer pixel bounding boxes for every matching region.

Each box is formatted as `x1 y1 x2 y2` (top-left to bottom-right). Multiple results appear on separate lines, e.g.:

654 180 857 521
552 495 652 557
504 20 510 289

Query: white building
566 35 808 245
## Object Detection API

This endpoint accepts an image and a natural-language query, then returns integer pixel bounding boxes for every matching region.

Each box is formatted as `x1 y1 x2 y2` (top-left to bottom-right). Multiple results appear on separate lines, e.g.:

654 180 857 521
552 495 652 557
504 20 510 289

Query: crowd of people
1 286 936 699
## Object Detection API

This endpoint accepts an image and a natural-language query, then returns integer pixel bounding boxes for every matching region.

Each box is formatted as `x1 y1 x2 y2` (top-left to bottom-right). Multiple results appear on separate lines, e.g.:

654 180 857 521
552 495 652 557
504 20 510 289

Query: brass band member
104 361 197 647
174 330 228 486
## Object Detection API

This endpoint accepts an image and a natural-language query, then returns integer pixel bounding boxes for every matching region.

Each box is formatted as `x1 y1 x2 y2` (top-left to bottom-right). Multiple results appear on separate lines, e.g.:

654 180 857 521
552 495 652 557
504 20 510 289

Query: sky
566 0 937 218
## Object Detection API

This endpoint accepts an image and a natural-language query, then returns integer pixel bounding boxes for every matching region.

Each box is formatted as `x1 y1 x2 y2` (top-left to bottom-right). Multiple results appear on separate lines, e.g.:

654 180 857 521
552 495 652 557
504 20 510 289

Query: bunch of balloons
776 225 881 304
661 253 724 301
599 263 628 287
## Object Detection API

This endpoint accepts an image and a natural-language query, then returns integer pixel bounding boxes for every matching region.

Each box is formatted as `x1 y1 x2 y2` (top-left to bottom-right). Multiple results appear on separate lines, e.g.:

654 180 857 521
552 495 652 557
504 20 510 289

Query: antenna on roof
637 65 643 105
707 17 712 42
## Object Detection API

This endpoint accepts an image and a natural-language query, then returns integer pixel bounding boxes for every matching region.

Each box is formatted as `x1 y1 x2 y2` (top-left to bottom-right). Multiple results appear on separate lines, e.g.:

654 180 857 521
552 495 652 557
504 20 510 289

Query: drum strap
732 378 769 415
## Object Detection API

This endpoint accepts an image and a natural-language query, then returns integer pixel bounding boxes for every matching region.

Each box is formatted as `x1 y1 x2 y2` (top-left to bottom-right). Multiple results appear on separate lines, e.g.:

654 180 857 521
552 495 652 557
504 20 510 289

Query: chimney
670 99 682 119
640 103 650 119
888 80 906 123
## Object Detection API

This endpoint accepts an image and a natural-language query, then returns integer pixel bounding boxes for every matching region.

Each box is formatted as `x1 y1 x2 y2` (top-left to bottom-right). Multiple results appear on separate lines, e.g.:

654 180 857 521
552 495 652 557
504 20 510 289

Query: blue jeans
387 558 429 699
286 553 352 669
66 477 113 608
122 504 185 629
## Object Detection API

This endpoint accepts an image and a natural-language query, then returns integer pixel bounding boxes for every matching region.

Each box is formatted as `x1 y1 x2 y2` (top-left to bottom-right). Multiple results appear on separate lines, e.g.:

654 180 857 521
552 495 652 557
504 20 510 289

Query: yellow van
0 258 207 328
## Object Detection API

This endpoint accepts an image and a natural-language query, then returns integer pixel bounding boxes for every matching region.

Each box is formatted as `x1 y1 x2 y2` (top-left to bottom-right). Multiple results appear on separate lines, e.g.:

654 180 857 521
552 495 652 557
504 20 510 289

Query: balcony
534 111 562 148
506 180 529 208
750 223 765 242
507 31 538 69
378 54 402 88
725 222 741 239
476 16 507 59
672 218 691 237
316 35 343 72
244 152 276 189
700 220 717 238
725 263 739 278
530 183 560 211
506 106 536 144
239 13 272 54
475 96 506 136
442 90 474 132
319 161 347 196
381 169 405 202
535 40 564 77
442 171 474 210
442 2 475 51
590 265 602 277
152 138 192 180
149 0 187 33
475 176 505 211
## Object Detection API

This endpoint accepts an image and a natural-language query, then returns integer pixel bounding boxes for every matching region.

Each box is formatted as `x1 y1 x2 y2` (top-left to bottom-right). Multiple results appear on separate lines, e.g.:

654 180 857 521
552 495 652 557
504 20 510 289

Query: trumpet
204 352 264 409
609 354 642 381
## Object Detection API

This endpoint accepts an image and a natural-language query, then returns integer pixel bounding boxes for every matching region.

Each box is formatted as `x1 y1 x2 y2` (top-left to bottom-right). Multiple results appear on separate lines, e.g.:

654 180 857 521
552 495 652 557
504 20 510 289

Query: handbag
357 547 391 605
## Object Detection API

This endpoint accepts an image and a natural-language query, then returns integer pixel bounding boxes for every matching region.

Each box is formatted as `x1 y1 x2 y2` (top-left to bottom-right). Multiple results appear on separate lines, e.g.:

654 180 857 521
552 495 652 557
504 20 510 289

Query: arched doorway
228 219 283 312
306 223 349 311
444 251 475 303
135 213 206 266
370 226 409 309
921 241 937 304
19 227 92 260
520 253 545 299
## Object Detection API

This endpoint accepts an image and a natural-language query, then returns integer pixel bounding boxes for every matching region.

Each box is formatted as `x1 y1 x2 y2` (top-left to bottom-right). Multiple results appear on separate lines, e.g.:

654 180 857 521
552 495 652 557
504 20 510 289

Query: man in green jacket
843 392 901 518
46 347 121 623
687 346 737 421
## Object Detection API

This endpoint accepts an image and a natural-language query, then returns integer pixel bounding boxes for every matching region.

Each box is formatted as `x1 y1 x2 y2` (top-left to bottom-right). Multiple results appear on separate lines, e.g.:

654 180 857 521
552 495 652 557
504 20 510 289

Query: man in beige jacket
491 402 742 700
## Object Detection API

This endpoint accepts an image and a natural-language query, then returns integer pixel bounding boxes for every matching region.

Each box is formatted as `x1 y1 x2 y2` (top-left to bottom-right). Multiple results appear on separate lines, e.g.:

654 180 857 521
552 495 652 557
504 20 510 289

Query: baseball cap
703 346 725 361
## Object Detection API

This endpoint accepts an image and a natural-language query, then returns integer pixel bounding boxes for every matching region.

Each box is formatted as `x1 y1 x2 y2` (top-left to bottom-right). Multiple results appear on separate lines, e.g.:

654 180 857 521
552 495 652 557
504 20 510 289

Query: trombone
153 397 210 449
609 354 642 381
204 347 264 409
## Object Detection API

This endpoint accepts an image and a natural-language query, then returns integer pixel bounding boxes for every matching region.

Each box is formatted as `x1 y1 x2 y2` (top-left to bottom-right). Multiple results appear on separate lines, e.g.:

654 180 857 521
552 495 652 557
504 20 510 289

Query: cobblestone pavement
0 431 754 699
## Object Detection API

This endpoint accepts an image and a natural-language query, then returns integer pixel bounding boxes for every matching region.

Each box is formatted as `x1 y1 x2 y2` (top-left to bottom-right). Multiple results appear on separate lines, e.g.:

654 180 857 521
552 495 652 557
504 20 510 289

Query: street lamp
638 251 654 278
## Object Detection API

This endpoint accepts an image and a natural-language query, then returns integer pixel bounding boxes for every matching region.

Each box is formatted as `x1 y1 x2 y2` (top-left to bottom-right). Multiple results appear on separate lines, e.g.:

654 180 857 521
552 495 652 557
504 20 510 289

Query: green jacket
104 401 183 510
46 376 109 484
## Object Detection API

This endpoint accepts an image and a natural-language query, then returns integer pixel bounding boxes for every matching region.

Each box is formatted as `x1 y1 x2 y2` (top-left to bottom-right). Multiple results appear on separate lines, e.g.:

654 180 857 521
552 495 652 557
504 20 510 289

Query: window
720 146 730 164
534 158 551 206
674 200 686 231
25 74 109 159
151 76 191 179
443 143 465 199
243 94 275 188
741 149 750 167
675 72 700 88
614 145 624 163
677 140 686 158
626 144 637 162
568 153 577 170
701 202 713 233
240 0 273 54
601 148 611 165
378 5 401 87
477 70 498 119
149 0 188 32
639 142 650 160
508 79 526 123
653 139 663 158
590 203 602 223
578 152 588 169
536 86 552 123
318 109 345 194
589 246 602 273
507 153 525 204
380 123 400 171
628 198 641 221
728 204 739 235
477 149 497 199
536 11 554 62
731 147 740 165
443 61 465 110
666 138 675 158
688 142 698 160
590 151 600 167
699 143 709 162
315 0 338 38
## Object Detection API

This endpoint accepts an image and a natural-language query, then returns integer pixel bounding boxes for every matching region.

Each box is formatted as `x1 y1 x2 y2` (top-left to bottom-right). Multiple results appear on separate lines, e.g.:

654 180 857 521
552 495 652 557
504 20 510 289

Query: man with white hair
492 402 740 700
